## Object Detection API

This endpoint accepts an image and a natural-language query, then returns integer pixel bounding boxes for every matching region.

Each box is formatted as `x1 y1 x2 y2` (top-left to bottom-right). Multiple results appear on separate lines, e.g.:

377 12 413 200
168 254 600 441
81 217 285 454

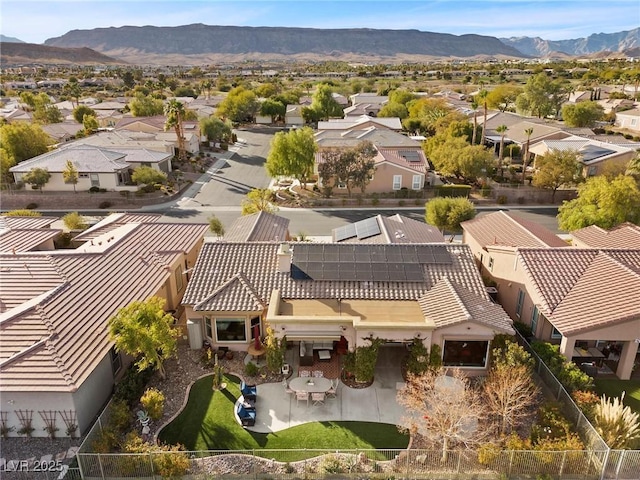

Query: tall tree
470 98 479 146
477 89 489 145
22 167 51 193
72 104 96 124
63 81 82 108
62 160 78 192
199 116 232 145
0 123 50 183
265 127 317 188
216 86 260 123
317 142 377 198
164 99 187 162
425 197 476 240
425 135 493 182
309 83 343 121
397 368 485 462
129 93 164 117
496 124 508 177
486 84 523 112
557 175 640 230
516 73 555 118
561 101 605 127
532 149 582 202
260 98 286 123
108 297 180 380
521 127 534 184
241 188 277 215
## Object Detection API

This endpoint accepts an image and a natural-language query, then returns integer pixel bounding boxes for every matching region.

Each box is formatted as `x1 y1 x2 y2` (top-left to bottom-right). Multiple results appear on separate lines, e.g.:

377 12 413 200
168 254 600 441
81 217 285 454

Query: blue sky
2 0 637 45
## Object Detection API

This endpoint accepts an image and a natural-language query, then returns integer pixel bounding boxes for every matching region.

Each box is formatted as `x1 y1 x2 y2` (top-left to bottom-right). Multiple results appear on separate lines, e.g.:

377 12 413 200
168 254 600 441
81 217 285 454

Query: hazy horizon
2 0 637 45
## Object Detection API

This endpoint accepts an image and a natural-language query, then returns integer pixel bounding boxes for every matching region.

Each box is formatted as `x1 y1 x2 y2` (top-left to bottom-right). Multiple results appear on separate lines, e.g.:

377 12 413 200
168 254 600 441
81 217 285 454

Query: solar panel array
291 244 452 282
580 145 615 164
398 150 422 162
334 217 381 242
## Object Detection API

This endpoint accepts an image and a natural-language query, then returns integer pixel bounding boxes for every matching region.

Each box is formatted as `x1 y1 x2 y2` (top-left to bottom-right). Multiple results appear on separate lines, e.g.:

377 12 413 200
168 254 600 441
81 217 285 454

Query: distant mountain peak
500 28 639 57
0 34 25 43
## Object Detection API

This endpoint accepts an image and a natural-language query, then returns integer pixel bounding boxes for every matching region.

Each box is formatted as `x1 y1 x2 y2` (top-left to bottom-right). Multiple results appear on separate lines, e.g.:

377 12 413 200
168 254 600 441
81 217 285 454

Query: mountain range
3 25 637 65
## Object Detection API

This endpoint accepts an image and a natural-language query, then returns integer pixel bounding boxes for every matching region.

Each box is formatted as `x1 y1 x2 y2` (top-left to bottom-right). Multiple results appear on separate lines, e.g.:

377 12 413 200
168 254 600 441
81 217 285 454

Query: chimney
277 243 292 273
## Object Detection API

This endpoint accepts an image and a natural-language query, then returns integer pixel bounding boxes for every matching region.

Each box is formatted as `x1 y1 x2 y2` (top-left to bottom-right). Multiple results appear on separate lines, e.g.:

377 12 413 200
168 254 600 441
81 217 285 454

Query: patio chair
311 392 325 406
296 391 309 407
238 406 256 427
299 370 310 377
313 370 324 378
283 379 294 396
326 380 337 399
241 380 257 401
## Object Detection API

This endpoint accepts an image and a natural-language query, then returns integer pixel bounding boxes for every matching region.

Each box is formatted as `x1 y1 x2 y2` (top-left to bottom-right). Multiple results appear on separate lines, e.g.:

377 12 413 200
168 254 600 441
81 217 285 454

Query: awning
284 331 342 341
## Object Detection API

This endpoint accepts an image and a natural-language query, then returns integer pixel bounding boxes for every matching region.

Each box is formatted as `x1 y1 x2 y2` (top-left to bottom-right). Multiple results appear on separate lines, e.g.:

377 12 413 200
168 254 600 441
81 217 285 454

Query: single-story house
528 136 636 177
570 223 640 249
223 211 291 243
285 105 305 128
461 212 639 380
9 144 173 192
0 213 208 437
181 241 514 376
317 115 402 132
615 108 640 133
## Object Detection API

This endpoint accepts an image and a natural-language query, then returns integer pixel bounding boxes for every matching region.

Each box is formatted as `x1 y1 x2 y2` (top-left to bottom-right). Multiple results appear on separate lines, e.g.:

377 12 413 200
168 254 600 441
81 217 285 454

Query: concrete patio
246 346 407 433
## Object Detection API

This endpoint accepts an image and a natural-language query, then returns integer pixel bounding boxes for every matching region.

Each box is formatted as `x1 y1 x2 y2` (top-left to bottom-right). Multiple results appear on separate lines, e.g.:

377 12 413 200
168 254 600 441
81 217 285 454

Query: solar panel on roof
580 145 615 164
399 150 422 162
355 217 381 240
334 223 357 242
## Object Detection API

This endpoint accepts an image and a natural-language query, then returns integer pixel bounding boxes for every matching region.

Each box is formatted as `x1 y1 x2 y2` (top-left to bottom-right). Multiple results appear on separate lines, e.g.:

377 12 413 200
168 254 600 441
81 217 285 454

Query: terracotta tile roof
571 223 640 249
518 248 640 335
375 148 428 173
72 213 162 242
0 216 58 230
333 215 444 244
418 277 514 333
9 145 130 174
462 211 567 248
0 229 62 253
224 211 290 242
183 242 488 311
0 220 207 392
549 252 640 335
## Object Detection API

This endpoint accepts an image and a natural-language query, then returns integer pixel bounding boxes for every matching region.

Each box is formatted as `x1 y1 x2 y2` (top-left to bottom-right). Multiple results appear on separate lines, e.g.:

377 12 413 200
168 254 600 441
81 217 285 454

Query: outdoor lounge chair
326 380 337 398
238 406 256 427
313 370 324 378
299 370 310 377
241 381 257 401
283 379 294 396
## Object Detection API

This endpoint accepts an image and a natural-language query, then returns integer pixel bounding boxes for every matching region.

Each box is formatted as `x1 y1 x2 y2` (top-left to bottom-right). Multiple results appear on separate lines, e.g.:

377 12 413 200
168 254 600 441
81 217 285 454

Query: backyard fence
72 447 640 479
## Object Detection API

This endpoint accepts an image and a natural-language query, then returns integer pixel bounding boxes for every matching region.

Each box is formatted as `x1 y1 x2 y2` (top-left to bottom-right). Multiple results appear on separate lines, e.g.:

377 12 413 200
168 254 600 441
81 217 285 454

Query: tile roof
0 216 58 230
418 277 514 333
517 248 640 335
224 211 290 242
333 214 444 244
0 229 61 253
183 242 488 312
376 148 428 173
461 211 567 248
0 219 208 392
317 115 401 131
315 127 421 149
571 223 640 249
72 212 162 242
9 145 130 174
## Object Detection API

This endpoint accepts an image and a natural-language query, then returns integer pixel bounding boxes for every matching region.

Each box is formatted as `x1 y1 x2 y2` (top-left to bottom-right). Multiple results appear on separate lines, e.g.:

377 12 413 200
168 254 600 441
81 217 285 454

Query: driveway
190 128 274 207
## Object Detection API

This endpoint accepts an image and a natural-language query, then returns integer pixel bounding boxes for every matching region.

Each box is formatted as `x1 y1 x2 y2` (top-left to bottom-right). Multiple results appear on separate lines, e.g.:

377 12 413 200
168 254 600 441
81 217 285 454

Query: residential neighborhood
1 51 640 479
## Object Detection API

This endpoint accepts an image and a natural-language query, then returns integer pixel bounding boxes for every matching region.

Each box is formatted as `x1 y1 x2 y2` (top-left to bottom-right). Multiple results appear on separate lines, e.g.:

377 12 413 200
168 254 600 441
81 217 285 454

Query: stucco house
9 144 173 192
285 105 305 128
332 214 445 244
570 223 640 249
181 239 514 377
0 213 208 437
317 115 402 132
461 212 640 380
528 136 636 177
615 108 640 133
115 115 200 154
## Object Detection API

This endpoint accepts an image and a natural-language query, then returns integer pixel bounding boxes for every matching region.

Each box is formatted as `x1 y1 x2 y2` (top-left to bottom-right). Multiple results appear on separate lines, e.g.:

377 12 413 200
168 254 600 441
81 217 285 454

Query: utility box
187 319 203 350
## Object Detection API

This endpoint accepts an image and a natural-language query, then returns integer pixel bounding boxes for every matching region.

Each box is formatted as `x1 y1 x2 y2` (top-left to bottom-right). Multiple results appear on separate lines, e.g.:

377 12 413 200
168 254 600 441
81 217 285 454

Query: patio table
289 376 332 393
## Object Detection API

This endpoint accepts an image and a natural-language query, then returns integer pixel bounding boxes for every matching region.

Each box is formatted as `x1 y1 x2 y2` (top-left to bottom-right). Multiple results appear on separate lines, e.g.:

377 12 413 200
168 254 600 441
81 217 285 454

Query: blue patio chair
241 380 257 401
238 406 256 427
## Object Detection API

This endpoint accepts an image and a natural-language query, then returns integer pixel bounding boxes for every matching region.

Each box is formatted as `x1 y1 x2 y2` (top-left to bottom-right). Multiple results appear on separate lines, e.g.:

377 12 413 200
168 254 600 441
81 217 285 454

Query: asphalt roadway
35 127 562 236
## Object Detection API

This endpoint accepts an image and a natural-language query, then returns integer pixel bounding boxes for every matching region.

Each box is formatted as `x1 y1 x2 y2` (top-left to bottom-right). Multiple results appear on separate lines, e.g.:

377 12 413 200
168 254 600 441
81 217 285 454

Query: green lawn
594 379 640 414
158 375 408 460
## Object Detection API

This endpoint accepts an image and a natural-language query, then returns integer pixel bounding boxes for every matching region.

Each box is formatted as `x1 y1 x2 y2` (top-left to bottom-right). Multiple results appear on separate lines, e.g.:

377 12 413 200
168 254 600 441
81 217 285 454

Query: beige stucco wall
73 353 117 435
14 171 135 192
1 391 74 438
366 163 425 194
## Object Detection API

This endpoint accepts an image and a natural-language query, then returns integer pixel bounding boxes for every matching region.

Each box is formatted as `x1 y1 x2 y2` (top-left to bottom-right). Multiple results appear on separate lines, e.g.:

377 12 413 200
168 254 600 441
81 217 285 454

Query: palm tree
477 89 489 146
496 125 508 177
470 99 479 146
521 127 534 184
164 99 187 162
200 80 212 100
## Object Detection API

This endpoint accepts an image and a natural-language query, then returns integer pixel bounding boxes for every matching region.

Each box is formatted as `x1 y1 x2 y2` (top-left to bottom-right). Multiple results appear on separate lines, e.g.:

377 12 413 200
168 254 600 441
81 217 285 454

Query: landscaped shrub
405 337 430 377
91 426 119 453
140 388 165 421
89 186 100 193
114 364 154 406
109 398 132 435
436 184 472 198
513 321 533 340
531 341 594 392
244 361 259 377
497 195 507 204
99 201 112 209
572 390 600 420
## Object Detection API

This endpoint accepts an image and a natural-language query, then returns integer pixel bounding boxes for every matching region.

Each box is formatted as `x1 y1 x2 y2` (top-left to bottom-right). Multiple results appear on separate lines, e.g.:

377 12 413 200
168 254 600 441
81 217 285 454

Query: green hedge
435 184 472 198
531 341 594 393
